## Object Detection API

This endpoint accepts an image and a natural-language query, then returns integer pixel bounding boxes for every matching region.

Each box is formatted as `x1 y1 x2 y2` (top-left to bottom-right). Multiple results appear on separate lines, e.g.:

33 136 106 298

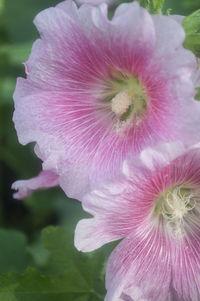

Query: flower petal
12 170 59 199
105 223 171 301
170 222 200 299
139 141 185 172
75 179 133 251
152 14 185 57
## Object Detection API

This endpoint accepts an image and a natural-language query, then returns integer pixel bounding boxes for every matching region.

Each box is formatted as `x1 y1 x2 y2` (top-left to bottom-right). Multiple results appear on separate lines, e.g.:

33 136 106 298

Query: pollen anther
155 186 196 238
111 91 132 117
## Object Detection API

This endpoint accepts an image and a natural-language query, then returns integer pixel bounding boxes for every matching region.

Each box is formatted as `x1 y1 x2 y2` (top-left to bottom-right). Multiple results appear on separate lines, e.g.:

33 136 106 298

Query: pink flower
13 0 200 199
75 142 200 301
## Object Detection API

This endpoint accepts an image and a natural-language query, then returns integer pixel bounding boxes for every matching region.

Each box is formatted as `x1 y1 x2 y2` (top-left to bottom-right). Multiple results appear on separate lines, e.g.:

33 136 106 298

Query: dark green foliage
139 0 165 14
0 229 29 274
183 10 200 57
0 227 105 301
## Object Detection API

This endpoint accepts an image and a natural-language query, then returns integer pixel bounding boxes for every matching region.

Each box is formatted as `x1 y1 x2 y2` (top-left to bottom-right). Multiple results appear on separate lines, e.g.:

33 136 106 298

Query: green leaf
195 87 200 101
183 10 200 58
0 42 32 65
27 240 50 270
0 276 18 301
42 227 105 287
0 227 106 301
183 0 200 14
0 0 4 15
0 229 29 274
1 0 60 43
42 227 106 298
0 77 15 103
138 0 165 14
41 226 73 275
0 268 96 301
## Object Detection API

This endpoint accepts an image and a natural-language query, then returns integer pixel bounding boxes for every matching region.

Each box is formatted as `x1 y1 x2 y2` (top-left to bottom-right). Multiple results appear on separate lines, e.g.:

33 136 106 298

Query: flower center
111 91 132 117
154 186 196 238
101 70 147 131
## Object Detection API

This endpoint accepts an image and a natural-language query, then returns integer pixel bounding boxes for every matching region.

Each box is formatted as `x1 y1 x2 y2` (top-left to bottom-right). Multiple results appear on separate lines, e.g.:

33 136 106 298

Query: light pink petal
139 141 185 172
58 161 91 199
152 14 196 101
152 14 185 55
75 217 119 252
24 39 45 76
105 223 171 301
56 0 79 18
33 5 73 41
170 218 200 300
75 178 133 251
112 2 156 48
152 14 194 70
169 15 184 25
76 0 112 5
121 141 186 181
12 170 59 199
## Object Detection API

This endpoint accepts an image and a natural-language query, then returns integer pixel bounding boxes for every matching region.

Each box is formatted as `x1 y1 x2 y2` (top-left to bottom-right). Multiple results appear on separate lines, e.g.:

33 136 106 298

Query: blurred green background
0 0 199 300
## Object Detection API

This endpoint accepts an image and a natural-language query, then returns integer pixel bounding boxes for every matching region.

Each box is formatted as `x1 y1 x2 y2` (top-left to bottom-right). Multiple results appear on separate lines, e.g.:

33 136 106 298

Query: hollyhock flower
75 142 200 301
13 0 200 199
